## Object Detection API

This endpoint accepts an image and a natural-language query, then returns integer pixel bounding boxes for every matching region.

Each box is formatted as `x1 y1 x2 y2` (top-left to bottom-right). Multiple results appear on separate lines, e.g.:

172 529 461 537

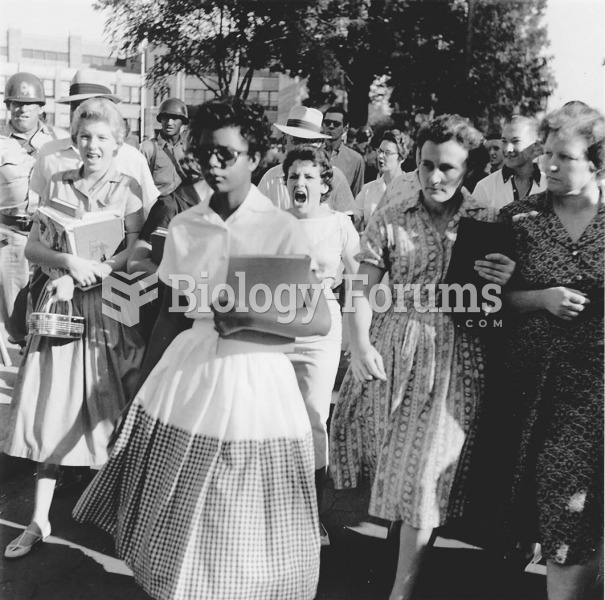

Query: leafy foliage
95 0 555 129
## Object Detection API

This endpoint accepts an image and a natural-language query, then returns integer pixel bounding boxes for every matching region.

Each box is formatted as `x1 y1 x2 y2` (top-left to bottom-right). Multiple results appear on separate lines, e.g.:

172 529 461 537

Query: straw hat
55 68 121 104
274 106 330 139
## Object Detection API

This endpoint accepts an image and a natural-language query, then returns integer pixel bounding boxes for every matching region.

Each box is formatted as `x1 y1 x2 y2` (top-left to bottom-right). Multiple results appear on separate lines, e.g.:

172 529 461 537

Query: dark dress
500 191 604 565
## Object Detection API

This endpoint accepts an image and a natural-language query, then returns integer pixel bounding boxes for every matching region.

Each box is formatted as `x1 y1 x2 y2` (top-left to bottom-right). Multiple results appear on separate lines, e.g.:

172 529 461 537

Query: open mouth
293 189 308 206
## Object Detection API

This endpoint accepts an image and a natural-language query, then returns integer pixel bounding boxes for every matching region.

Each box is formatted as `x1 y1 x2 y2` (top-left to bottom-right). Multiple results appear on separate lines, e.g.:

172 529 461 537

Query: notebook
216 254 313 351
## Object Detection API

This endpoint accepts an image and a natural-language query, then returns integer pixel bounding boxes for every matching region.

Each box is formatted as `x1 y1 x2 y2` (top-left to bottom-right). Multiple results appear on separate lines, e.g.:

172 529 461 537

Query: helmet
156 98 188 123
4 72 45 105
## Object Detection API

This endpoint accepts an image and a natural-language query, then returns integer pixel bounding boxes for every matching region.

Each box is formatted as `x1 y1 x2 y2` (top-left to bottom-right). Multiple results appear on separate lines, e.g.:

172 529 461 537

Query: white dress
74 187 320 600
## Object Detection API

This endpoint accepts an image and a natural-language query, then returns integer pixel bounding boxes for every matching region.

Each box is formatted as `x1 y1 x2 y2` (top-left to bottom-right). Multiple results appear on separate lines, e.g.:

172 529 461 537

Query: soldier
139 97 201 195
0 72 69 344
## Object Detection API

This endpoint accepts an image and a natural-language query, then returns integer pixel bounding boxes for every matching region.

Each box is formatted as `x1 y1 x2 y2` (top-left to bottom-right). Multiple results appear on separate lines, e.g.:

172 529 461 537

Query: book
217 254 313 350
48 197 83 219
37 205 124 262
150 227 168 264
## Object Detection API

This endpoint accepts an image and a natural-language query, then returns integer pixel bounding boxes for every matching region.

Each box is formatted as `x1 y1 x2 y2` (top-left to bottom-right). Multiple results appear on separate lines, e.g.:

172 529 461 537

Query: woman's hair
416 114 483 154
189 97 272 160
70 98 126 145
382 129 412 161
540 104 605 170
282 145 334 200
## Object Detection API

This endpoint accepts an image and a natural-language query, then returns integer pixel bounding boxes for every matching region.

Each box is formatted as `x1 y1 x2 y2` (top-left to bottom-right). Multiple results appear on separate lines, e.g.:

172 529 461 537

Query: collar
4 120 52 140
193 184 276 221
157 132 182 148
501 163 542 185
398 186 482 216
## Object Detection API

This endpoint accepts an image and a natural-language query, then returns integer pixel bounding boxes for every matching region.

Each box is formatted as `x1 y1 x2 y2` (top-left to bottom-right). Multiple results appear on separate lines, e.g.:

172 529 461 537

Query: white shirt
353 175 390 229
473 165 546 212
258 163 355 212
375 170 421 214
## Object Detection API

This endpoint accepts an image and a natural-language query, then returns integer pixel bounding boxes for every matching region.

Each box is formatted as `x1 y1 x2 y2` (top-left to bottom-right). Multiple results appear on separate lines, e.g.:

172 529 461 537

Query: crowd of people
0 67 602 600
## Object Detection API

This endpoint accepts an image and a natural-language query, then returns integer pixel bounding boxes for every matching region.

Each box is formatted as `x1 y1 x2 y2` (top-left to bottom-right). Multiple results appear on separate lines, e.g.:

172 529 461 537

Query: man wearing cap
139 97 200 196
322 106 365 196
258 106 355 212
0 72 69 343
29 68 158 218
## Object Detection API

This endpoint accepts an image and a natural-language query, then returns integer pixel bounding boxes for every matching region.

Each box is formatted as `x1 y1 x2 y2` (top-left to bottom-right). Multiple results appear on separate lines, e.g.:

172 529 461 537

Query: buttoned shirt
30 138 159 217
258 163 355 212
0 120 69 217
328 142 365 197
353 174 392 229
140 132 198 196
472 164 546 212
158 185 314 317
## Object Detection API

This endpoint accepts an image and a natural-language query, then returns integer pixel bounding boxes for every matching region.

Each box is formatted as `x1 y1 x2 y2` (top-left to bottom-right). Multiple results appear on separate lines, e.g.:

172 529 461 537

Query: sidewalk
0 339 549 600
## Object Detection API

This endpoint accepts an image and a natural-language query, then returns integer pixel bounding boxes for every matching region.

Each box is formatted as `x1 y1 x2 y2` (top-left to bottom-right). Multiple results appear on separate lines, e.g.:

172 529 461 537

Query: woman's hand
350 343 387 383
475 253 516 286
48 275 75 302
541 287 590 321
65 255 103 287
212 290 248 336
91 262 113 281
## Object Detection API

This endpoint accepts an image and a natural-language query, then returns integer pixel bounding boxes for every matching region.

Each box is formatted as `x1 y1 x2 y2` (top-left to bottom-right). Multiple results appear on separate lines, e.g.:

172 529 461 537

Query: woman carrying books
283 145 360 545
73 99 330 600
4 98 146 558
329 115 516 600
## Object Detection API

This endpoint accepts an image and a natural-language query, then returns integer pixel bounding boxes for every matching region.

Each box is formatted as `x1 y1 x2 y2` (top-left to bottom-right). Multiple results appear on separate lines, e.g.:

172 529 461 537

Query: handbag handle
43 296 73 317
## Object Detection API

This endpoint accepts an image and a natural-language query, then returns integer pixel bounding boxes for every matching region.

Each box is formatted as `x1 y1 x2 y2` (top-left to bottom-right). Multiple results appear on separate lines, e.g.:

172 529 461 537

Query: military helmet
4 72 45 105
157 97 188 123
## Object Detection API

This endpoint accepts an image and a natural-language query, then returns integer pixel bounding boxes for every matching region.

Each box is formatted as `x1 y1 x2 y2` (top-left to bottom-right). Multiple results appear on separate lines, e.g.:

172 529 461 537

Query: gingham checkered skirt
74 322 320 600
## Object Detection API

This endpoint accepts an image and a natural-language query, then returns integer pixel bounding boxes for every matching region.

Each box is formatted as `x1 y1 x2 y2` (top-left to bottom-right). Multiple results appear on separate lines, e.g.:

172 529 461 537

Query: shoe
320 522 330 547
4 522 51 559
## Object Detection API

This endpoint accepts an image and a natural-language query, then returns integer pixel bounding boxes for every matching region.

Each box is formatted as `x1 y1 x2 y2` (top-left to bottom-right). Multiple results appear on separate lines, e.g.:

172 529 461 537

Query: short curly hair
71 97 126 146
381 129 412 161
540 104 605 170
416 114 483 154
282 145 333 202
189 97 272 161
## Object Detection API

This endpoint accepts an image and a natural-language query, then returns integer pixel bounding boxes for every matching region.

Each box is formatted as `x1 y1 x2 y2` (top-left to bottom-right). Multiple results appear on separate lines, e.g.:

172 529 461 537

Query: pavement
0 339 557 600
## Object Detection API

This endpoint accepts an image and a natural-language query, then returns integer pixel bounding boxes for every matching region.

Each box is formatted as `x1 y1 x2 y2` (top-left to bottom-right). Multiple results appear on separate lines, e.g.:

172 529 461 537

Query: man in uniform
0 72 69 344
139 97 200 195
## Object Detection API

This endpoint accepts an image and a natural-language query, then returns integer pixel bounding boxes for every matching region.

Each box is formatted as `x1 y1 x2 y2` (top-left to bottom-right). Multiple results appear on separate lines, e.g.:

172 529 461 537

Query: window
22 48 68 63
0 47 8 57
246 90 277 112
82 54 115 68
122 85 140 104
184 88 215 105
60 81 70 98
43 79 54 97
0 75 6 99
56 111 70 129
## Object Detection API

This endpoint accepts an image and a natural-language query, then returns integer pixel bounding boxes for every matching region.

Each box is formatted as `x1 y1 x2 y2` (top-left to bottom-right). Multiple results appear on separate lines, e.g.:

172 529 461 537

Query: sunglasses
198 145 248 167
323 119 344 128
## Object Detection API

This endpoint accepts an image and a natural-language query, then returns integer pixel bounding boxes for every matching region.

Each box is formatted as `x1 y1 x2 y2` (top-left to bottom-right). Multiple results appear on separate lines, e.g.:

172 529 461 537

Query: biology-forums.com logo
101 271 504 328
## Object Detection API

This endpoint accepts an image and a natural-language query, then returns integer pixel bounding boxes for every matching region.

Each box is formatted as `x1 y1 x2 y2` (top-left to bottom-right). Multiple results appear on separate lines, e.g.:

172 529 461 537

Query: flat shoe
4 523 51 559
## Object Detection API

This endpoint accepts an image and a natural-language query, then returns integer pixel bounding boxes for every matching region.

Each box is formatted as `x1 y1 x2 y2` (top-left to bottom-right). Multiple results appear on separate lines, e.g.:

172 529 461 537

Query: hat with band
55 68 121 104
274 106 330 139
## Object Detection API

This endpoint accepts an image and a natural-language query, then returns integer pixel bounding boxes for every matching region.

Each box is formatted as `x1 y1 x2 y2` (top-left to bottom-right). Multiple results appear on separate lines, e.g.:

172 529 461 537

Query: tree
94 0 325 99
95 0 554 129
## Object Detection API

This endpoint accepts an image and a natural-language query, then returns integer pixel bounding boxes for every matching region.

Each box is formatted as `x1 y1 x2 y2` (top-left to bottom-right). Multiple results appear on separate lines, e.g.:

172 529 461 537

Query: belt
0 213 33 232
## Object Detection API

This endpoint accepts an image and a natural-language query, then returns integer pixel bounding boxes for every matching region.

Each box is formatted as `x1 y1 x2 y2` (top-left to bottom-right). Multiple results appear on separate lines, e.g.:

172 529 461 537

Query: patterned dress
74 187 320 600
4 166 146 466
500 192 604 565
330 189 496 529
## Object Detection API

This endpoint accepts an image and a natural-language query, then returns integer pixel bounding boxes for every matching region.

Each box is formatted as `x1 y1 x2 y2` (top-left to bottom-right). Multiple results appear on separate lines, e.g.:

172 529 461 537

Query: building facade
0 28 305 142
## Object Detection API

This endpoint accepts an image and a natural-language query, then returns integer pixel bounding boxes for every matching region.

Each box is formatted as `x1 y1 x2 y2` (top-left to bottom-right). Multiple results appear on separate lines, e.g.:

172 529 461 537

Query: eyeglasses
377 149 399 157
197 145 248 167
323 119 343 128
